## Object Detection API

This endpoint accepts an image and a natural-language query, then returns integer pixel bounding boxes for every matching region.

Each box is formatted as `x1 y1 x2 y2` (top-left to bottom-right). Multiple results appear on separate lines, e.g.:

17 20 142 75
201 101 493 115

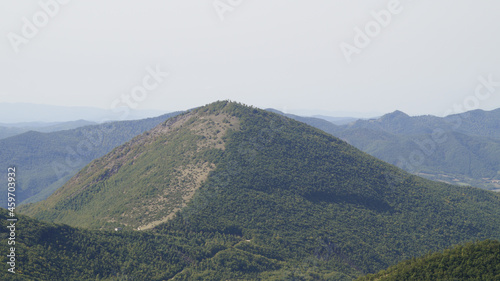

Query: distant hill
357 239 500 281
0 112 182 207
21 101 500 280
0 120 97 140
270 108 500 190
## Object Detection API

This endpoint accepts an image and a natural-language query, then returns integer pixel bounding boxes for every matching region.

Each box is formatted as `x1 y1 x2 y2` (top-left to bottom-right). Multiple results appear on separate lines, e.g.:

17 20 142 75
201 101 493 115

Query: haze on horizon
1 0 499 119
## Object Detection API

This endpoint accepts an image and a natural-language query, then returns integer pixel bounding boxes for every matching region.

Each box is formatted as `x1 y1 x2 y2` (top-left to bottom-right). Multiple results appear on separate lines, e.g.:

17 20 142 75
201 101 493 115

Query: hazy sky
1 0 500 117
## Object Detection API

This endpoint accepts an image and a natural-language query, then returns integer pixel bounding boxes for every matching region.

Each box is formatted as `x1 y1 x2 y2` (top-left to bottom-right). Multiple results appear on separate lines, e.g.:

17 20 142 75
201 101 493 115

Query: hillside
21 106 240 230
357 239 500 281
0 208 245 280
20 101 500 279
0 112 182 208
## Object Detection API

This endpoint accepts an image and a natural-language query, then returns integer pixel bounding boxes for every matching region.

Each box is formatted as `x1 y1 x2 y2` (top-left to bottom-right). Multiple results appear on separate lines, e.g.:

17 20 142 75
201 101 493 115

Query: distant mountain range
269 108 500 190
16 101 500 280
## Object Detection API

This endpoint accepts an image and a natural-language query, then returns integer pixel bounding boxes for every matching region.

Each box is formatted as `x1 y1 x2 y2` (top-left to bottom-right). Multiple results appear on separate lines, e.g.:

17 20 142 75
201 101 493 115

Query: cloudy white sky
1 0 499 118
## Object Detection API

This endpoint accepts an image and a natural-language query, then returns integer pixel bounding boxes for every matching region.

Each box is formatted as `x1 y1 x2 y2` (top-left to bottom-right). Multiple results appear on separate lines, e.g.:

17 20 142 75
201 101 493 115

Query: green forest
358 239 500 280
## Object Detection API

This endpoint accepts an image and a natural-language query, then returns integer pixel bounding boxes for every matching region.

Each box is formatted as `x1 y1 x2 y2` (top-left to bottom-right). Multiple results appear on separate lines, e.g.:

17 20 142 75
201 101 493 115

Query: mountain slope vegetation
0 208 245 281
22 109 240 230
18 101 500 280
0 112 181 208
357 239 500 281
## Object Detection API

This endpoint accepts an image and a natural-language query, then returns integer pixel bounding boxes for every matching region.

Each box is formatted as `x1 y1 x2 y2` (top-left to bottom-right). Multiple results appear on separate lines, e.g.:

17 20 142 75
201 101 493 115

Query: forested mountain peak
18 101 500 279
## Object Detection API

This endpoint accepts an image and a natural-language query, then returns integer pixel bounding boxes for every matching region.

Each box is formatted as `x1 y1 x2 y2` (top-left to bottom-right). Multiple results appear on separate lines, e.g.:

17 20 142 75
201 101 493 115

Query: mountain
0 120 97 140
0 112 182 207
357 239 500 280
20 101 500 280
271 108 500 190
